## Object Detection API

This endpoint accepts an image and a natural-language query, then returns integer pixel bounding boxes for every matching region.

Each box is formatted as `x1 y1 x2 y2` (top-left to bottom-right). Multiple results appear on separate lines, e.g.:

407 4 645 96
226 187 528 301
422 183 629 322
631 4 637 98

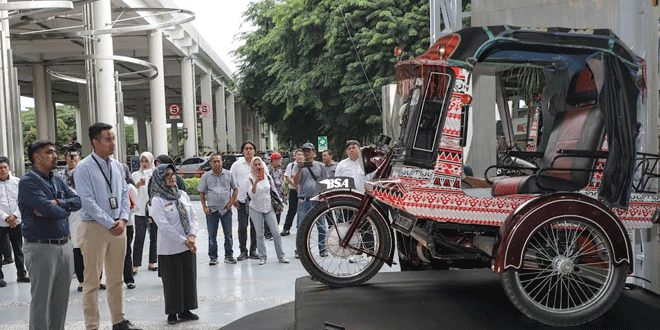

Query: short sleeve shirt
198 170 237 214
292 161 327 198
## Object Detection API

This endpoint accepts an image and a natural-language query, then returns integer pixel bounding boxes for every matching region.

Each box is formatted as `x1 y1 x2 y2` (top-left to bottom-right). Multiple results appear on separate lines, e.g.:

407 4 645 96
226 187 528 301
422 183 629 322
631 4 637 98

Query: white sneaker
259 259 266 265
278 257 290 263
348 254 363 263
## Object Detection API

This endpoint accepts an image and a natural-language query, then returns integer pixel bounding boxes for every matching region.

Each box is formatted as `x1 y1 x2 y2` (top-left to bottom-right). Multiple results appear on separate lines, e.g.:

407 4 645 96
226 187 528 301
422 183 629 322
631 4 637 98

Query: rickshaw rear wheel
501 218 628 326
296 197 392 287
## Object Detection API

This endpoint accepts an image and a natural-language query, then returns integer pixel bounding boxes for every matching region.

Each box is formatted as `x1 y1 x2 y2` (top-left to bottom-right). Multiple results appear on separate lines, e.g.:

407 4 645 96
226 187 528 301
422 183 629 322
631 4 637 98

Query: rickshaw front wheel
501 218 628 326
296 197 392 288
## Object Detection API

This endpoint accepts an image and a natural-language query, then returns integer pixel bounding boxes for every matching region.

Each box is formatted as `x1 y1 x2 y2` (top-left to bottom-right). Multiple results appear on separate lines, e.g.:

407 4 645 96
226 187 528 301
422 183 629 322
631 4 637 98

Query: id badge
109 197 118 209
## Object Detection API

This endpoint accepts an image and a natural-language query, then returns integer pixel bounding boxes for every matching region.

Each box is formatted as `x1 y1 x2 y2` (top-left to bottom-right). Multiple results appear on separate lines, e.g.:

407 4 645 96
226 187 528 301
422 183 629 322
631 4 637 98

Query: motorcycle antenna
334 1 388 130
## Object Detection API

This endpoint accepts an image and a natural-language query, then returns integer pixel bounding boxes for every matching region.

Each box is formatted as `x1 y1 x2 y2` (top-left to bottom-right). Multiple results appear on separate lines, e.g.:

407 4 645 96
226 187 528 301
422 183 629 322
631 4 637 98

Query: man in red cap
264 152 286 239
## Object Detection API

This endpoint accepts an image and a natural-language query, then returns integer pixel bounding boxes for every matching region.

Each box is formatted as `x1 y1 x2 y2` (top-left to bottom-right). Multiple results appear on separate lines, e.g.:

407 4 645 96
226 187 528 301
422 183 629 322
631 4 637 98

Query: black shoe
224 256 237 264
17 276 30 283
280 229 290 236
0 279 6 287
249 251 259 259
320 250 328 257
77 285 83 292
178 310 199 321
126 283 136 289
1 259 12 265
264 233 273 240
99 284 106 290
294 250 299 259
112 319 141 330
237 251 248 261
167 314 177 325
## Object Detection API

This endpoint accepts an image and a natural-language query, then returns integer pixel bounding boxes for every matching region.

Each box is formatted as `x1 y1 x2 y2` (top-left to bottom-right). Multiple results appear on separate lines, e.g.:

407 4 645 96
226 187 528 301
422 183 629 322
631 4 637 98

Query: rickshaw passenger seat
492 104 604 196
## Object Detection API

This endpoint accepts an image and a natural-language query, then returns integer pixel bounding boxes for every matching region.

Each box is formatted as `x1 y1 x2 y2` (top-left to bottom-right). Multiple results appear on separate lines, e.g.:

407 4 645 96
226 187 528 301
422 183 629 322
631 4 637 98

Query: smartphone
303 161 313 167
259 167 264 180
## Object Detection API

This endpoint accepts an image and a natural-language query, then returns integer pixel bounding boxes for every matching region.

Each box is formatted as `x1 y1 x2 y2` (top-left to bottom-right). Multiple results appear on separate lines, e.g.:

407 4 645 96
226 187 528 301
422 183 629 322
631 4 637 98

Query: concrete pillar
171 121 179 157
200 71 214 153
135 109 148 152
148 29 168 157
132 119 139 155
269 128 278 151
181 56 197 157
32 64 56 141
226 91 237 152
215 85 227 153
92 0 117 135
77 84 92 156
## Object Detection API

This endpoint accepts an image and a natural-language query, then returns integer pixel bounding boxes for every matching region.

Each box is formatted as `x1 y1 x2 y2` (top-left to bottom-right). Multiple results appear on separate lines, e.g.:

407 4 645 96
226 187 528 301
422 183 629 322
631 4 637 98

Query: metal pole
226 91 236 152
215 84 227 153
114 73 126 164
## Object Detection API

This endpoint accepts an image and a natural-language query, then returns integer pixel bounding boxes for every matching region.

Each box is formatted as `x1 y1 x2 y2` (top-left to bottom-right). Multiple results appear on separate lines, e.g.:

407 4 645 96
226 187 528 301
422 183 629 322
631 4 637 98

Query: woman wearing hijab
131 151 158 273
150 164 199 325
247 157 289 265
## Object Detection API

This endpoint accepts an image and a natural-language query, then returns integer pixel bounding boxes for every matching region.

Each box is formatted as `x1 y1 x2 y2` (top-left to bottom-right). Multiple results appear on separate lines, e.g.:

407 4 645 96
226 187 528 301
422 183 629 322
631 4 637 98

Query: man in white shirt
335 140 375 193
0 156 29 287
230 141 258 261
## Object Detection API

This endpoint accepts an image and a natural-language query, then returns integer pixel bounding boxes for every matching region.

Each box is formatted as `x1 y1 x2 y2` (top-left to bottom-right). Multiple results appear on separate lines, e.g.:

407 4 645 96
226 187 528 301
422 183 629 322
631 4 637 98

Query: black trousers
1 233 11 261
123 225 134 284
282 189 298 231
134 215 158 266
0 225 26 279
73 247 84 283
159 251 198 315
237 202 256 253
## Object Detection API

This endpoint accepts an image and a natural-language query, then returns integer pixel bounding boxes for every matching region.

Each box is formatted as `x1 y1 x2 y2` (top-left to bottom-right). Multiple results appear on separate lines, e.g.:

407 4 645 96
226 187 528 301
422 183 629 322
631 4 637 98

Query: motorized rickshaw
295 26 660 326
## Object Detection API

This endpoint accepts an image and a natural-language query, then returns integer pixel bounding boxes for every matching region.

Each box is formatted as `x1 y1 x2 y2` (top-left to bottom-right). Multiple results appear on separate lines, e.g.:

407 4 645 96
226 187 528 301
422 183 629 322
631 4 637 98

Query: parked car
177 156 210 178
222 153 243 170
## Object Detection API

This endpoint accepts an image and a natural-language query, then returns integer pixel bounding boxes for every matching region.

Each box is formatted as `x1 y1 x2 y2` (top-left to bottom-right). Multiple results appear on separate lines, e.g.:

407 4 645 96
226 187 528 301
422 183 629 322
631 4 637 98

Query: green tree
234 0 436 152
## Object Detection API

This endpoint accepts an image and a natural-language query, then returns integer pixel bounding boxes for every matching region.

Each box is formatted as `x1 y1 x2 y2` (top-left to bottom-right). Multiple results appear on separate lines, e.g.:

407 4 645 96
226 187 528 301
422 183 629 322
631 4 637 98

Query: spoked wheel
296 197 392 287
502 218 628 326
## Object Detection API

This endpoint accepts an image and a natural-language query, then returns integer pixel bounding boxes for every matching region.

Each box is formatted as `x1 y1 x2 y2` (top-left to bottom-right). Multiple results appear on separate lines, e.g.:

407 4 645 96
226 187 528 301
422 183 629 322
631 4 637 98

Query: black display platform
223 269 660 330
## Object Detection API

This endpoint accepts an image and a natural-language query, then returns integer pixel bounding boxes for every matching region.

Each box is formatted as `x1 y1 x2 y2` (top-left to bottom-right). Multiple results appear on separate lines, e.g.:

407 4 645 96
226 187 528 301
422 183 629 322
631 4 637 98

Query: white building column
200 70 214 153
215 84 227 153
269 128 278 151
226 91 237 151
32 63 56 141
148 29 168 157
92 0 117 133
181 56 197 157
77 84 92 156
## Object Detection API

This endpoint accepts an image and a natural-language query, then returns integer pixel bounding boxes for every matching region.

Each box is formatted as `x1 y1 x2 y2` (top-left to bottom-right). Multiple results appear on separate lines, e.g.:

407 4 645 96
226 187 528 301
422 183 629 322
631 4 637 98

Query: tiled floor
0 201 316 329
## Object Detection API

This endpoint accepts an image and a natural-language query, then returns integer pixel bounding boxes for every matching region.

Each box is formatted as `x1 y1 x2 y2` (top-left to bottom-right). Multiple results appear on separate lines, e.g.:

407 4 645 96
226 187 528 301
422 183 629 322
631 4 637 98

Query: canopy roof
410 26 641 70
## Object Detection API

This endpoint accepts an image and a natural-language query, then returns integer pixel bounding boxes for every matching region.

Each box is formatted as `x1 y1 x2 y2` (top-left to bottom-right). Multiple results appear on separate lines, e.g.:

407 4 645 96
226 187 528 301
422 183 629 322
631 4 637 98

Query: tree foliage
234 0 432 152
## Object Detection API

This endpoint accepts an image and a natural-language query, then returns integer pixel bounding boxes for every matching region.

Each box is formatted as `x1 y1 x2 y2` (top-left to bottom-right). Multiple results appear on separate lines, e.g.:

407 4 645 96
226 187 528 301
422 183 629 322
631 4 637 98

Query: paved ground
0 201 385 329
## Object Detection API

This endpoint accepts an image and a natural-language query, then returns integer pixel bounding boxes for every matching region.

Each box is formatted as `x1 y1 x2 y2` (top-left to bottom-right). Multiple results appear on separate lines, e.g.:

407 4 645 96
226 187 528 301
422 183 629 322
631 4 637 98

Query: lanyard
92 155 113 193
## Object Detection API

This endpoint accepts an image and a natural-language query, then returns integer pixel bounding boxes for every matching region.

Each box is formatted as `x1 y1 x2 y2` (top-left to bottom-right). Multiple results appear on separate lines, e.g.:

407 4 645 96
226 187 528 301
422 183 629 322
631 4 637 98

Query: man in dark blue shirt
18 140 81 330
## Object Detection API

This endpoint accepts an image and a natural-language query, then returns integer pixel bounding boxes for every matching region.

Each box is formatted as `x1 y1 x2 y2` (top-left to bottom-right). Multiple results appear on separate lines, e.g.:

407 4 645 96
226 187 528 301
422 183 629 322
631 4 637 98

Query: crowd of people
0 120 376 329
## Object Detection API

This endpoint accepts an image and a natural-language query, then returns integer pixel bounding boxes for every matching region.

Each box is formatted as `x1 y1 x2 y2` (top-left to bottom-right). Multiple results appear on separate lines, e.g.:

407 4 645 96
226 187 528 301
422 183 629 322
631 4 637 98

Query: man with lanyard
74 123 140 330
293 143 328 258
18 140 81 330
231 141 259 261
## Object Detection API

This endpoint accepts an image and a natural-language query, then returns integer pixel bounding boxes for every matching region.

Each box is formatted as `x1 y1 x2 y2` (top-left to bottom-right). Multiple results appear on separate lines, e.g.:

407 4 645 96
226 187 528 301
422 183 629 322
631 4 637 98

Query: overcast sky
172 0 253 73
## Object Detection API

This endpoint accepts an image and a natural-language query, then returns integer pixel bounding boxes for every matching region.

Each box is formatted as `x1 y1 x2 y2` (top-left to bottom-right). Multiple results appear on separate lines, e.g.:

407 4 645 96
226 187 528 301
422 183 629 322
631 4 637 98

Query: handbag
268 176 284 213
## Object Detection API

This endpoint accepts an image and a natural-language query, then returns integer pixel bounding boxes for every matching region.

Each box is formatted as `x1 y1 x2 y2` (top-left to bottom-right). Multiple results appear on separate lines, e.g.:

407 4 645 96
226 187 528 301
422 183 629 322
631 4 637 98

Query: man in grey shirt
321 150 337 177
198 154 238 265
293 143 328 258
